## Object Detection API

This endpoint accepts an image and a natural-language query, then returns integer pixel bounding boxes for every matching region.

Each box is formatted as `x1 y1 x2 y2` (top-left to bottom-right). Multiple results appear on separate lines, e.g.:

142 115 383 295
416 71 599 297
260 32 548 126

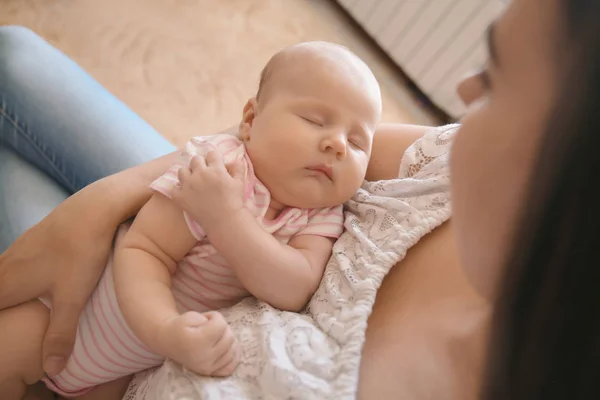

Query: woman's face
451 0 561 299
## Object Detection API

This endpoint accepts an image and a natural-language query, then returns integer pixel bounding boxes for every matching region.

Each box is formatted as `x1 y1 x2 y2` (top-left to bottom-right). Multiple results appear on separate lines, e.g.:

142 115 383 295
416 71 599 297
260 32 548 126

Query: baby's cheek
339 170 363 196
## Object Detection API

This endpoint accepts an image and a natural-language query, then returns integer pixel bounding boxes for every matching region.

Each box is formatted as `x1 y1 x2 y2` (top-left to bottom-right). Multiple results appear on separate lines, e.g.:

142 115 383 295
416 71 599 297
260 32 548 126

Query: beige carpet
1 0 435 147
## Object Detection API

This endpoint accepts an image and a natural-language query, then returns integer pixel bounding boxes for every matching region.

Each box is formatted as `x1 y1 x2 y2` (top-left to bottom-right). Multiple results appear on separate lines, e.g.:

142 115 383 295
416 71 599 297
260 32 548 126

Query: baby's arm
167 144 339 312
205 211 335 312
113 193 238 376
113 193 196 352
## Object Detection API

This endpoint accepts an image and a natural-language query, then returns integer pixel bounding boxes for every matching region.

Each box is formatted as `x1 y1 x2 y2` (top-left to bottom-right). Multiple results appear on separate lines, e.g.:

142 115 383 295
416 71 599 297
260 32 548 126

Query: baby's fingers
211 343 240 377
189 155 207 172
193 311 228 347
176 166 191 186
205 150 225 169
211 326 236 358
225 161 245 180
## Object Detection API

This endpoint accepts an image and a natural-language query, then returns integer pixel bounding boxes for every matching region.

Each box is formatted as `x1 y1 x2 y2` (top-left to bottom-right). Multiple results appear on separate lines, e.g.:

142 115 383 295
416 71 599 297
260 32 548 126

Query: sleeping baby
0 41 381 399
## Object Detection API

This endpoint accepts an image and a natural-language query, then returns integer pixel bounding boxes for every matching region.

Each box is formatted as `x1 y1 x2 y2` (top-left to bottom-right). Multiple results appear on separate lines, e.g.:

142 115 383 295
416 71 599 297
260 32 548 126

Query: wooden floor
1 0 436 147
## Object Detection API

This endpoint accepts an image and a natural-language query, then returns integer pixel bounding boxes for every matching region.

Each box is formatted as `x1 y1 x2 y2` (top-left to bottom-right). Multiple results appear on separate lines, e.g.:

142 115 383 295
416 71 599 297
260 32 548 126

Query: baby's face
241 47 381 209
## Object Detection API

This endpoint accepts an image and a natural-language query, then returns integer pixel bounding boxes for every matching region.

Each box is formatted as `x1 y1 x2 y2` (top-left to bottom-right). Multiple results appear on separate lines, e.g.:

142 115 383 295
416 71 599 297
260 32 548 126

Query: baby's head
239 41 382 210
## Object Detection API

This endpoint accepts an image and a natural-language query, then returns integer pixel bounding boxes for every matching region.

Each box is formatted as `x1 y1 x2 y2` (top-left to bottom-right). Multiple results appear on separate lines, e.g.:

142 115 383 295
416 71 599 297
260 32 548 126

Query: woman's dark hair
482 1 600 399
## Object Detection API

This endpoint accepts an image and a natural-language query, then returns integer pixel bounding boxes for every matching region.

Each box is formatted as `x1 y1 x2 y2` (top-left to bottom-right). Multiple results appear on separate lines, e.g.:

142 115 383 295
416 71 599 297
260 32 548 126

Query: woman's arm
102 151 180 224
0 150 179 374
366 123 432 181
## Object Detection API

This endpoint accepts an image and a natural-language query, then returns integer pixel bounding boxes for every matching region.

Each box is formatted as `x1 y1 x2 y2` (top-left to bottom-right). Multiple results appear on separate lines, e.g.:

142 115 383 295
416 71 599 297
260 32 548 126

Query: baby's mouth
306 164 333 181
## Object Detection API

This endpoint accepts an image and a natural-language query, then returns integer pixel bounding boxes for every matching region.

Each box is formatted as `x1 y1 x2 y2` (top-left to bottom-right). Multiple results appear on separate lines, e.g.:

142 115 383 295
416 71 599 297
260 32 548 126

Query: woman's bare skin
358 222 490 400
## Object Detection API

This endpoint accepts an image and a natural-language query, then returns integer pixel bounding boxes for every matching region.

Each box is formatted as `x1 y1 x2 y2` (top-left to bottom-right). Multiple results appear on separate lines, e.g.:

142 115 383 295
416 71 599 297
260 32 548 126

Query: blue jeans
0 26 176 252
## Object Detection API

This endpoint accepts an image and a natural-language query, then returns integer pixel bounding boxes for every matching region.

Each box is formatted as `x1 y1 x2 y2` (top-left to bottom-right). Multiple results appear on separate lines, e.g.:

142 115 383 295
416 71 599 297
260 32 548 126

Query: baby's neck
265 198 286 221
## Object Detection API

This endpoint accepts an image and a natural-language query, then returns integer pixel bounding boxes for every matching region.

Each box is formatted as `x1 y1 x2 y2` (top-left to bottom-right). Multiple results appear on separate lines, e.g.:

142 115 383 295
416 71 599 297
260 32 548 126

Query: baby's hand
171 150 245 231
158 311 239 376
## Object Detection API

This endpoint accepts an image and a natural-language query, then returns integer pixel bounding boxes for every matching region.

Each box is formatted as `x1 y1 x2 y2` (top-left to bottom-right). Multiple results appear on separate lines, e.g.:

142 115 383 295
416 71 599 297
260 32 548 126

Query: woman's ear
239 97 259 141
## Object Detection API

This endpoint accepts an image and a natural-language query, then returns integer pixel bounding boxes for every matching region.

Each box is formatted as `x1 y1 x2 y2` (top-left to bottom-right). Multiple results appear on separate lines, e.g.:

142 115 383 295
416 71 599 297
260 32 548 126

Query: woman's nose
457 73 485 107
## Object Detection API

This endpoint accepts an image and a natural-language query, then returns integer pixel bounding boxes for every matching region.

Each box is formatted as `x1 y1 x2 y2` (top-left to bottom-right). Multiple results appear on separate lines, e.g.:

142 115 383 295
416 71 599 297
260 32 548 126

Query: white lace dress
123 124 459 400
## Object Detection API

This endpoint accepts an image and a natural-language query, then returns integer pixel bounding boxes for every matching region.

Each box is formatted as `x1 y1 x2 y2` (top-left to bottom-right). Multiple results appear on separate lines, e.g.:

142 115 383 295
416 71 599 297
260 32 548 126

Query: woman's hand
0 149 182 376
0 202 113 375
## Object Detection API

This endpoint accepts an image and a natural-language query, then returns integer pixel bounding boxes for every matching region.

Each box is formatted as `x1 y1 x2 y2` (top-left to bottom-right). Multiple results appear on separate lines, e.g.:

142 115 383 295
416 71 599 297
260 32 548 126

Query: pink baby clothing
42 134 344 397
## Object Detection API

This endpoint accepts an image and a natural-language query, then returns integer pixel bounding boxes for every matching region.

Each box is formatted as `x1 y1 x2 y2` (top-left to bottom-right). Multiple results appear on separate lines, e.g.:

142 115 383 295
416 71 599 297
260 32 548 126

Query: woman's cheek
450 103 505 298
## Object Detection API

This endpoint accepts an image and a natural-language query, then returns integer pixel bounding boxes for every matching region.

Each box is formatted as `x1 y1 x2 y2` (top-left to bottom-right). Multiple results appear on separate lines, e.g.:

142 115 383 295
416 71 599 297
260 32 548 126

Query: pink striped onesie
41 134 344 397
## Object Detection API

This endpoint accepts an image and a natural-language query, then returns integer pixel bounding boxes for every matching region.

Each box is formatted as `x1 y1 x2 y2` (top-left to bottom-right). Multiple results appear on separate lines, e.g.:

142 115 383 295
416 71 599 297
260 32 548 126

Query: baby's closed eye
299 114 325 127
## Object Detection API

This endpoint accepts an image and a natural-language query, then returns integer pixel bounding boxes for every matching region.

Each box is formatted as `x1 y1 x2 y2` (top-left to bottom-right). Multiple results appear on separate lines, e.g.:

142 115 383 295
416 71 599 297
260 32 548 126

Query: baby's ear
239 97 258 141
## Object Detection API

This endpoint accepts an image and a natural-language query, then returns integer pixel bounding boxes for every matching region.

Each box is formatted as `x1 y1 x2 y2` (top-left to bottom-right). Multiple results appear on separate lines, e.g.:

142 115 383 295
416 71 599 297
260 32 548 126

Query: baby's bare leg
0 300 49 400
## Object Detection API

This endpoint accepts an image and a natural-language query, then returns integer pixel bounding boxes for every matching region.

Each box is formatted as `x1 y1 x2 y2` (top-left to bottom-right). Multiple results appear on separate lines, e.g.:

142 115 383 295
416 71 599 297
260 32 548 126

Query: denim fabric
0 26 175 251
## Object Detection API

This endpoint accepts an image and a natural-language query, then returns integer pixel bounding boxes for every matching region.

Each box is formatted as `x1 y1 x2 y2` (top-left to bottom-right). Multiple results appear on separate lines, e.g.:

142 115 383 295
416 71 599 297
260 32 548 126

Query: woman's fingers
42 293 86 375
0 250 46 310
42 247 105 376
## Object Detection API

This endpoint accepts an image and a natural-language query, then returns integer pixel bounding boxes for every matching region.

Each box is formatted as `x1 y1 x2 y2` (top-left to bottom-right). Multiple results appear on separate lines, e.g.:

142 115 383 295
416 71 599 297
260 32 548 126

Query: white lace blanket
124 124 458 400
